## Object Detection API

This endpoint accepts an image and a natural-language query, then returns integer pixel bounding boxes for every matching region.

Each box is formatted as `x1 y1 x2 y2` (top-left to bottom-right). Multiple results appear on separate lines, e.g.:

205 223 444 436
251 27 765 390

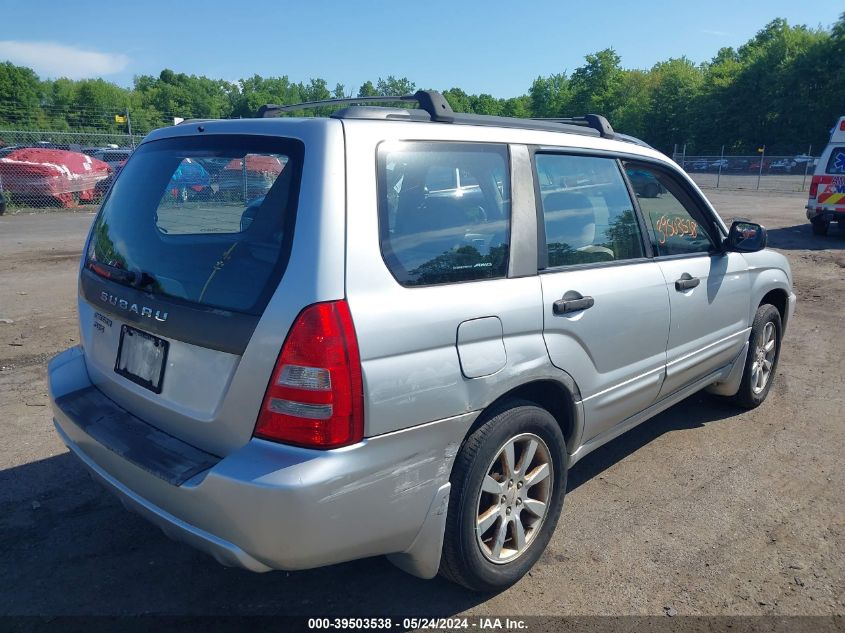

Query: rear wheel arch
465 379 580 456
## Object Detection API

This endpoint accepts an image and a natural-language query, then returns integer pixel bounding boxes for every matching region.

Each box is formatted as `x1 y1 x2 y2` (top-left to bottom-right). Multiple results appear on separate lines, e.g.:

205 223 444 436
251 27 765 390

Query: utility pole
126 107 134 149
802 144 813 192
716 145 725 189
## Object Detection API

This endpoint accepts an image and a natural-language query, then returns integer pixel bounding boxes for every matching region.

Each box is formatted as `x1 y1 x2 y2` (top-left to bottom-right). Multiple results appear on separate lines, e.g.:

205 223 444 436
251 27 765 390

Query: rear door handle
553 290 595 315
674 273 700 291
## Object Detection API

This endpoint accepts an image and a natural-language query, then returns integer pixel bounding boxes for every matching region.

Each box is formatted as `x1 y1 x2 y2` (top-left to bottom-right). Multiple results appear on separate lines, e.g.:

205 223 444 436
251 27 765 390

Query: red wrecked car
0 147 111 207
218 154 285 198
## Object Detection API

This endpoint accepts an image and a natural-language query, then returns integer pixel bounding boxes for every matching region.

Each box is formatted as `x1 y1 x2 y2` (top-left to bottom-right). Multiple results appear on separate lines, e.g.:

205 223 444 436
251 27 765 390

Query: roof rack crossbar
257 90 455 122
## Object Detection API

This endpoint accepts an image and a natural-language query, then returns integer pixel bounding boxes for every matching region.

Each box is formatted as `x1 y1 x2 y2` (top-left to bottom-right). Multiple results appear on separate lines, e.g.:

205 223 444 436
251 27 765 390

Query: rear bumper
49 347 473 576
53 417 271 572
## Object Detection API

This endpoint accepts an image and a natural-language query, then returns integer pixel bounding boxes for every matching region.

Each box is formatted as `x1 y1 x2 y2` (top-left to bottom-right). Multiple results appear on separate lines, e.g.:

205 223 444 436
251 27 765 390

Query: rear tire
439 401 566 591
811 219 829 235
729 304 782 409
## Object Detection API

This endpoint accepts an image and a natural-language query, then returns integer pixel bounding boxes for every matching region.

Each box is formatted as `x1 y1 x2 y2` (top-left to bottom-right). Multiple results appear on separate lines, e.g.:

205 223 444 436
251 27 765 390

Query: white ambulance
806 116 845 235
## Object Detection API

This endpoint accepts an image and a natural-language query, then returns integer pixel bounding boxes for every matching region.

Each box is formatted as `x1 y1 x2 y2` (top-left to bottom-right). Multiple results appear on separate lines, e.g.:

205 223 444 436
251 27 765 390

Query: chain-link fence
671 150 819 193
0 129 137 211
0 126 825 214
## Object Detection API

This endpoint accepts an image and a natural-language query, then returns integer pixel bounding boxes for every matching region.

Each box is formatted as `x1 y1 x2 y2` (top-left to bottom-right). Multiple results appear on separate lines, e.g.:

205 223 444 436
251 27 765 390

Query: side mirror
726 220 767 252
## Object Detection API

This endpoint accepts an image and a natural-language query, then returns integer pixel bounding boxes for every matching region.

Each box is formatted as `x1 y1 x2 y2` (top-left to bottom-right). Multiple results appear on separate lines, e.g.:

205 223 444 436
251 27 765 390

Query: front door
623 162 751 398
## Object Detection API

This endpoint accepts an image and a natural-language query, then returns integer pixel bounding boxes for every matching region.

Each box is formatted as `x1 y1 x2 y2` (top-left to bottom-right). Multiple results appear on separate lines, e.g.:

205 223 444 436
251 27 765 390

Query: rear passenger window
623 162 718 256
378 142 510 286
535 154 644 267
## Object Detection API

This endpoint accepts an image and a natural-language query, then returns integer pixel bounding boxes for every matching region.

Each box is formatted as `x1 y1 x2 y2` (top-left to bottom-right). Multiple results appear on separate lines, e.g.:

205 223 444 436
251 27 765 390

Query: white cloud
0 40 129 79
701 29 731 37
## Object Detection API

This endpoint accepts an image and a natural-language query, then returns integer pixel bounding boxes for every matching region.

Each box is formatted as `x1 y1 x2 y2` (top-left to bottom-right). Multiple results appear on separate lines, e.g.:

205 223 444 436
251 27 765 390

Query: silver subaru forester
48 91 795 591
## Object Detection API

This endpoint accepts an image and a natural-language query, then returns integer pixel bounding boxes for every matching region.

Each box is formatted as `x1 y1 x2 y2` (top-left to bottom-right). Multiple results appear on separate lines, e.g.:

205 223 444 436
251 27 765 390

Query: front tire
439 401 566 591
729 304 782 409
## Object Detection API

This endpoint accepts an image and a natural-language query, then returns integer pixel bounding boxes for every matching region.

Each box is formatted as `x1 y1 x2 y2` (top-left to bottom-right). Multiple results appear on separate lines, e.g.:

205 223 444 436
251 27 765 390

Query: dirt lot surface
0 190 843 620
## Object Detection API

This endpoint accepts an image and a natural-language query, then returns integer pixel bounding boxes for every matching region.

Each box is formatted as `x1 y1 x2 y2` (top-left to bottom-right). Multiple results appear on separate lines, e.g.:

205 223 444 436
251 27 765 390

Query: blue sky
1 0 841 97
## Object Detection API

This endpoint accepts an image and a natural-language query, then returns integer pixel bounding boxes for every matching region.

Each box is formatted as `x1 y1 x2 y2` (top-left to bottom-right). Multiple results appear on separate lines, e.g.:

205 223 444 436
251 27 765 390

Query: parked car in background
90 148 133 171
94 160 127 200
167 158 211 201
626 168 663 197
806 116 845 235
0 147 111 207
770 159 795 173
217 154 285 198
792 155 818 171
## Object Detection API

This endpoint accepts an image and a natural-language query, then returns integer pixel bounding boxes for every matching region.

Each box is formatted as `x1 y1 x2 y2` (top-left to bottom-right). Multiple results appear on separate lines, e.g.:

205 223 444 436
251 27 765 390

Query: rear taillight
254 300 364 449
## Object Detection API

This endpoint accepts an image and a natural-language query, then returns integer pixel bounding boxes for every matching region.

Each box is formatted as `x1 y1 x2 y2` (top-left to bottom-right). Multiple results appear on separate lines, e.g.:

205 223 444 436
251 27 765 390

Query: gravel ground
0 190 843 620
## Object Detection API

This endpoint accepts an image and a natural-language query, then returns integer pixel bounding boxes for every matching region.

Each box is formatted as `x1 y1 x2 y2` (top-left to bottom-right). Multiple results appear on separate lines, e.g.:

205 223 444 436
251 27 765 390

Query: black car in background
627 168 663 198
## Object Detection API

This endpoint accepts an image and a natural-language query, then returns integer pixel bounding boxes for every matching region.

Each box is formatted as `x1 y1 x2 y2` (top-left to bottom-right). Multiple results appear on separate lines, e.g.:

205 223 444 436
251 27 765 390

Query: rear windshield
825 147 845 174
86 135 303 314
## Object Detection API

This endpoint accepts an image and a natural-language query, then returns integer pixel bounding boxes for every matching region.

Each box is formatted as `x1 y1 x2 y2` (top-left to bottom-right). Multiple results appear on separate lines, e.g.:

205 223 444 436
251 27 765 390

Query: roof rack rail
256 90 621 140
531 115 615 139
257 90 455 122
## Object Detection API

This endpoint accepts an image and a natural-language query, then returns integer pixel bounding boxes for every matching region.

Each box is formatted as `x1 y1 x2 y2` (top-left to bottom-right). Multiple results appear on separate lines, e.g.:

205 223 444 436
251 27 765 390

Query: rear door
534 152 670 442
78 125 346 455
343 134 545 438
623 161 750 397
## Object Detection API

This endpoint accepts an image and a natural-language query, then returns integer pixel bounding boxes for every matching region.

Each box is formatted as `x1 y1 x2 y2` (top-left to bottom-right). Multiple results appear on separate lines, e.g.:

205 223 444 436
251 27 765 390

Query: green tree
569 49 623 115
528 73 571 117
0 63 42 126
443 87 472 112
357 81 378 97
607 69 651 138
229 75 302 118
375 76 416 96
0 13 843 154
642 58 703 151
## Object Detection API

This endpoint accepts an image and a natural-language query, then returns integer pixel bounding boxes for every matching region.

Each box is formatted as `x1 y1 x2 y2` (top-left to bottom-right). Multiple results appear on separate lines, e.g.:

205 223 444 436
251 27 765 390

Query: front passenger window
624 163 718 256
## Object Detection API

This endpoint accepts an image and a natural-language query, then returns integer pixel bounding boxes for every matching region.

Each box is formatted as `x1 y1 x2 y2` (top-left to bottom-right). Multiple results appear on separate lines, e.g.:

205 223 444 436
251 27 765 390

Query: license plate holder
114 325 169 394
